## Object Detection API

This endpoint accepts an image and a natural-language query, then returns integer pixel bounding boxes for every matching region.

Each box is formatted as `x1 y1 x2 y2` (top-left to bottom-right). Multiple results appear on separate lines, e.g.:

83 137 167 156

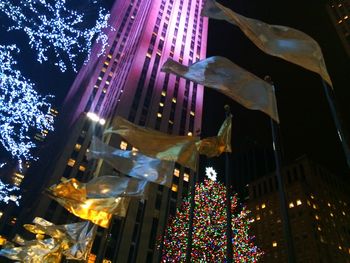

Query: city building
247 156 350 263
327 0 350 57
12 0 208 262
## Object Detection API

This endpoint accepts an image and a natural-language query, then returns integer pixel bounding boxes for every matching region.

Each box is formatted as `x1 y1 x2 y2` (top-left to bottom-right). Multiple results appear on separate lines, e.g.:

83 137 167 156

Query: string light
0 45 54 168
160 179 263 262
0 0 113 72
0 179 21 206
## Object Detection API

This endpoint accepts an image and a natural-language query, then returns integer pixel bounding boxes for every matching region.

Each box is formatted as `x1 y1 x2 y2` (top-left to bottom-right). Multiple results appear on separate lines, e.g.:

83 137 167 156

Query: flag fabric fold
201 0 332 87
104 116 200 170
162 56 279 122
47 177 132 228
87 136 174 187
197 114 232 157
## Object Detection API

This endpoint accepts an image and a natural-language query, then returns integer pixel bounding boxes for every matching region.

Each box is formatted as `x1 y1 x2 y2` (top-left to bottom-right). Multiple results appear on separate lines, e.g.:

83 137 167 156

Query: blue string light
0 0 113 72
0 45 54 168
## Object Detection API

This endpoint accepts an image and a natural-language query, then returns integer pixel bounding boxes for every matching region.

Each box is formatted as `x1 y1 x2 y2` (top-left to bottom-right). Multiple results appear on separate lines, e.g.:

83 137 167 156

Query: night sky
1 0 349 182
201 0 350 181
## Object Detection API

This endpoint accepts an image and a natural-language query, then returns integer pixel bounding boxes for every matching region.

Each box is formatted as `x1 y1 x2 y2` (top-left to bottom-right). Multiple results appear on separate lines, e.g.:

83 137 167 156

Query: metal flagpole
185 162 198 262
264 76 295 263
224 105 233 263
321 79 350 169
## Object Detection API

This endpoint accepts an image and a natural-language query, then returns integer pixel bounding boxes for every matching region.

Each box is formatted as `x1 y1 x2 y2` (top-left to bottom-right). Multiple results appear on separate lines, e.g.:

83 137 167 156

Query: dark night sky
201 0 350 180
1 0 349 180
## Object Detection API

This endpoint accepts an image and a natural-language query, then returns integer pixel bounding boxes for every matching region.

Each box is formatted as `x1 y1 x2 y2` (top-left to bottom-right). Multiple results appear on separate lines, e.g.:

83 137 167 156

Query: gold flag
202 0 332 87
105 116 200 170
87 136 174 187
48 178 131 228
197 114 232 157
162 57 279 122
0 238 62 263
25 218 96 260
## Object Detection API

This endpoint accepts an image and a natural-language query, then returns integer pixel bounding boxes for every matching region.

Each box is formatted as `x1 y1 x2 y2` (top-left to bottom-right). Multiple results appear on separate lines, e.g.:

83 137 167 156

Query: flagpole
224 105 233 263
321 79 350 169
264 76 295 263
185 163 198 262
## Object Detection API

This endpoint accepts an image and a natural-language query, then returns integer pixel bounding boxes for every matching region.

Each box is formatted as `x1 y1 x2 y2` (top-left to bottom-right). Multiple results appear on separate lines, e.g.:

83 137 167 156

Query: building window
289 202 294 208
171 184 178 192
120 141 128 150
74 143 82 151
296 200 302 206
67 158 75 167
174 169 180 177
261 203 266 209
272 241 278 247
184 173 189 182
79 165 86 172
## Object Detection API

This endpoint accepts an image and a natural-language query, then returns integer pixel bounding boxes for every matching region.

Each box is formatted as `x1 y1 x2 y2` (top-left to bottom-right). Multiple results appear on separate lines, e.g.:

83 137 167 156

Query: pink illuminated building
16 0 208 262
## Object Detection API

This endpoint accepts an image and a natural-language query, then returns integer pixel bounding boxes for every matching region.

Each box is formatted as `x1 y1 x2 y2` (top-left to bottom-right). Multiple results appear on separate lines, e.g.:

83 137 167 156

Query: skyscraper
247 156 350 263
327 0 350 57
14 0 208 262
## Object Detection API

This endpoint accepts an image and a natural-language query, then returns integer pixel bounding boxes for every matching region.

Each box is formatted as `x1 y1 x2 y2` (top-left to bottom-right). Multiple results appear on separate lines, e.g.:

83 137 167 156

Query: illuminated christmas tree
160 167 263 262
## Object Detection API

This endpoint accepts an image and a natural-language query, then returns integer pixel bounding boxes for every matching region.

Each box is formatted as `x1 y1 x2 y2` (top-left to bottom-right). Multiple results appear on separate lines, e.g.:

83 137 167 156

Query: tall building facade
327 0 350 57
247 156 350 263
14 0 208 262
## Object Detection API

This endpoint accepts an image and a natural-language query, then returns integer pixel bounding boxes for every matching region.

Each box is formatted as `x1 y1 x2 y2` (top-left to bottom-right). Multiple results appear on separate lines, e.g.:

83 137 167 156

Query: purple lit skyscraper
19 0 208 261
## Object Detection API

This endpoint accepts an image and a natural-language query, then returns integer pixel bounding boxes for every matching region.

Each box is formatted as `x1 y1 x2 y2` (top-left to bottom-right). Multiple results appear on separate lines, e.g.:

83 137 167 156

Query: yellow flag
48 178 131 228
162 57 279 122
202 0 332 87
197 114 232 157
105 116 200 170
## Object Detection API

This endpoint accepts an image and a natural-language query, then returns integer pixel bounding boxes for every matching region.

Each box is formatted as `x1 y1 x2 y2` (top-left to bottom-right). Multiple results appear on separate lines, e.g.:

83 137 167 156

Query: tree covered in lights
0 0 112 72
0 45 54 167
160 168 263 262
0 179 21 206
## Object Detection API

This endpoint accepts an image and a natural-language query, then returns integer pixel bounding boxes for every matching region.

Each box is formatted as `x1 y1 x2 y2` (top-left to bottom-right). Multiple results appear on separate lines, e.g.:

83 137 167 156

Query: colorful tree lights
160 179 263 262
0 45 54 167
0 0 112 72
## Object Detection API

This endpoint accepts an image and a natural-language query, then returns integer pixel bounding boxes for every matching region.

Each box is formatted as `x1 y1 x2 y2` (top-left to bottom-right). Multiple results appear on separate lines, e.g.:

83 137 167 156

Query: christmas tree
160 167 263 262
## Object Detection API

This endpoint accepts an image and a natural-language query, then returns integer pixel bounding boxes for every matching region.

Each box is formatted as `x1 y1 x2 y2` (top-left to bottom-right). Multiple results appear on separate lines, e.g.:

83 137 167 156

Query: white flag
87 136 175 187
202 0 332 87
162 56 279 122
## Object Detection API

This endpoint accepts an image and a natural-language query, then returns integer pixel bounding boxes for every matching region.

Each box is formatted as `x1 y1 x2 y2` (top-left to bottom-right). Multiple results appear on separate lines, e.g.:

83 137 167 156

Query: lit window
67 158 76 167
161 91 166 96
106 81 110 85
256 205 260 211
120 141 127 150
272 241 278 247
104 61 109 66
184 173 190 182
172 98 177 103
157 113 162 118
88 253 96 263
98 76 102 80
339 246 342 250
146 52 152 58
108 72 113 77
327 202 331 207
310 195 314 199
107 54 112 59
345 15 349 19
0 211 3 218
296 200 302 206
307 200 311 206
159 102 164 107
169 120 174 124
269 210 273 215
330 213 334 217
102 88 107 93
79 165 86 172
277 219 281 223
171 184 178 192
103 259 112 263
0 235 6 245
256 215 261 221
313 204 317 209
261 203 266 209
74 144 81 151
342 211 346 216
348 248 350 254
101 68 107 73
315 215 319 220
187 132 193 136
338 20 343 24
190 111 195 116
289 202 294 208
173 169 180 177
317 226 321 231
